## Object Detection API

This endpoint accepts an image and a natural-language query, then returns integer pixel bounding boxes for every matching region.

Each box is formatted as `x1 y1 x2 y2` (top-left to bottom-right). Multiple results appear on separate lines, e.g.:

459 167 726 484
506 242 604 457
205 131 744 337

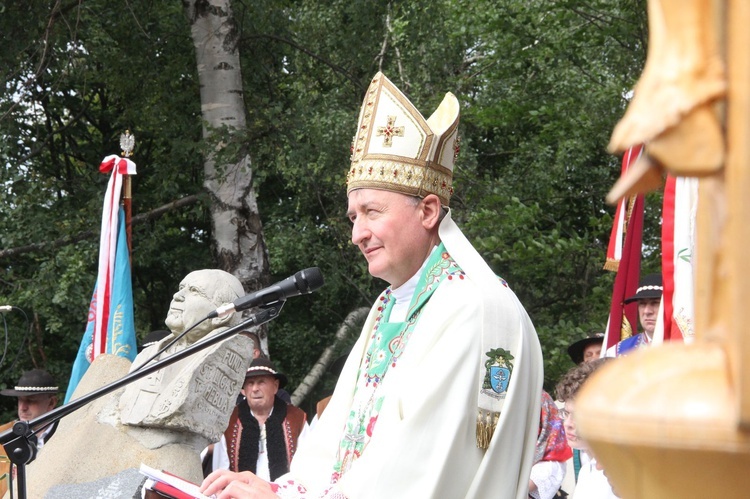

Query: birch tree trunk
183 0 269 291
290 307 369 406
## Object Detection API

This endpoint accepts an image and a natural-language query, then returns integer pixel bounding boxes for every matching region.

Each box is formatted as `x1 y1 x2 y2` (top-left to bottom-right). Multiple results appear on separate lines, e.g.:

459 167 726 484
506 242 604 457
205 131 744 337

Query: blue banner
64 207 136 403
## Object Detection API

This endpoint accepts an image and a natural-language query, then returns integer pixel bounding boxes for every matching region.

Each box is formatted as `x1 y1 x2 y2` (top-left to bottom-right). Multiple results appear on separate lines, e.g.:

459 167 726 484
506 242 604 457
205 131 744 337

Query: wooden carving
606 0 727 206
577 1 750 497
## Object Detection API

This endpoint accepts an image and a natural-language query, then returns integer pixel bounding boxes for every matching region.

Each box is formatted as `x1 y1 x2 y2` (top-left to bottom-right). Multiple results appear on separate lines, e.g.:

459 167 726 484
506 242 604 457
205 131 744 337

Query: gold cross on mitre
376 116 405 147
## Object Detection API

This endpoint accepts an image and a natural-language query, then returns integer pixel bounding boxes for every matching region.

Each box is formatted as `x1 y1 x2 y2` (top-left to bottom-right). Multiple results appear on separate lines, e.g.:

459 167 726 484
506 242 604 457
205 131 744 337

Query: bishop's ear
420 194 443 230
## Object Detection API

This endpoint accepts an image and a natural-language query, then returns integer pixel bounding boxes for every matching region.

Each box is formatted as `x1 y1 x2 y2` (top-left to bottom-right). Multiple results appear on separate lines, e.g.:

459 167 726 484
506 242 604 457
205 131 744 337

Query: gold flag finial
120 130 135 157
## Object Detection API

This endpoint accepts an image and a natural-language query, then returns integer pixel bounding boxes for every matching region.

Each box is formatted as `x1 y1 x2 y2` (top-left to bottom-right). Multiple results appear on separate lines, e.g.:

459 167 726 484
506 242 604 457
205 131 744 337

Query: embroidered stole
332 244 463 481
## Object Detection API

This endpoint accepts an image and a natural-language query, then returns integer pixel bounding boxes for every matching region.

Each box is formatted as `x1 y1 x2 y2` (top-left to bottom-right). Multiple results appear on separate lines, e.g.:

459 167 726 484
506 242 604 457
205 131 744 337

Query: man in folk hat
567 333 605 365
0 369 59 448
0 369 59 496
240 331 292 405
202 73 542 499
200 331 292 476
212 358 308 481
607 273 663 357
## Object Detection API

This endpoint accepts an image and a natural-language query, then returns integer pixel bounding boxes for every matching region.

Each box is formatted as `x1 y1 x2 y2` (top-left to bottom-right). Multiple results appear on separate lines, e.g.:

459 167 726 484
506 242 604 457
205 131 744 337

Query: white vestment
281 212 543 498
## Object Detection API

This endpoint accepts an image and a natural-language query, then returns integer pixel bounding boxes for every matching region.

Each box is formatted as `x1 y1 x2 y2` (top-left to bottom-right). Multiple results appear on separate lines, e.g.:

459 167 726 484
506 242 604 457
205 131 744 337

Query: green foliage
0 0 653 420
0 0 210 420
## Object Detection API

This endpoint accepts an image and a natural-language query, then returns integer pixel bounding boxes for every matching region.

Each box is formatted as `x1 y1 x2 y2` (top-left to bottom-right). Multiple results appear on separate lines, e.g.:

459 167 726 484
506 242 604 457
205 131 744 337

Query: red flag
604 145 643 271
662 175 677 340
603 146 644 352
92 155 136 356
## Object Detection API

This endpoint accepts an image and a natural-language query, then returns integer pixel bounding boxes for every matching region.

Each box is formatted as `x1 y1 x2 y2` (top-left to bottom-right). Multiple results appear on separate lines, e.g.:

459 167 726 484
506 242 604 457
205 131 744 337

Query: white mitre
347 71 460 206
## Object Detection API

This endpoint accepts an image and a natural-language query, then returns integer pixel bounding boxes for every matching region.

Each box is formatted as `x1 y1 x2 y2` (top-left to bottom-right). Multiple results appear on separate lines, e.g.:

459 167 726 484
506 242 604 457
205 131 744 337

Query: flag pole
119 130 135 255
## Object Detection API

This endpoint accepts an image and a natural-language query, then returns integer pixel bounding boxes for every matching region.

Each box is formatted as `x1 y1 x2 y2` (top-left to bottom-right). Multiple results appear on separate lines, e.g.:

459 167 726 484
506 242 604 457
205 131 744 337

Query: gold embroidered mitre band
347 72 460 206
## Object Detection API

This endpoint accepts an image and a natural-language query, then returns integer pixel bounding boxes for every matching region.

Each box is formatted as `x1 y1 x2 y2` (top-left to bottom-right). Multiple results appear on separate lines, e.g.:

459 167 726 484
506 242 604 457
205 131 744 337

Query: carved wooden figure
605 0 727 205
577 1 750 497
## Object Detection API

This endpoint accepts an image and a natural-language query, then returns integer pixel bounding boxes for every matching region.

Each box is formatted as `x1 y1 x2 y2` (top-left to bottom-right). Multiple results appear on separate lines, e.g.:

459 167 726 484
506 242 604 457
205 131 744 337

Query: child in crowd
555 359 618 499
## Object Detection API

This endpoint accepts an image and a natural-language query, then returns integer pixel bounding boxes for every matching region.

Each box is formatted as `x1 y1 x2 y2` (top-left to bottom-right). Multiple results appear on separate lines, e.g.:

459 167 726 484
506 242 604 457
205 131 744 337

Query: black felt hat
567 333 605 364
245 358 288 389
0 369 58 397
624 273 663 304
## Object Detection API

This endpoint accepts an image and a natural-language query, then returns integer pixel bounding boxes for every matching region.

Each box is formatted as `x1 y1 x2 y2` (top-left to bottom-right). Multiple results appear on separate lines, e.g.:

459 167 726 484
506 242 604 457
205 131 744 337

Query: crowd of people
0 72 668 498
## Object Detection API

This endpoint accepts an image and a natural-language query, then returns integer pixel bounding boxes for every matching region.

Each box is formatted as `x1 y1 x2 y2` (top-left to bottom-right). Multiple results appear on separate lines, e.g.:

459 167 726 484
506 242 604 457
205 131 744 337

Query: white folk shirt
573 450 619 499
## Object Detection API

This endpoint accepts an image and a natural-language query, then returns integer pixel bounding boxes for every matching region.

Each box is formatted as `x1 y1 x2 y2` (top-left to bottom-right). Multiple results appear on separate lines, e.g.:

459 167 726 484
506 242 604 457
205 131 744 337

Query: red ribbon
99 156 131 175
99 157 117 174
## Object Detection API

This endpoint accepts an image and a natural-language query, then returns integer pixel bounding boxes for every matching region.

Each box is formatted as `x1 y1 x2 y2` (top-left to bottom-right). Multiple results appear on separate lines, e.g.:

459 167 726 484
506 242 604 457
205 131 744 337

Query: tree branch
241 33 363 92
376 5 390 72
0 193 204 259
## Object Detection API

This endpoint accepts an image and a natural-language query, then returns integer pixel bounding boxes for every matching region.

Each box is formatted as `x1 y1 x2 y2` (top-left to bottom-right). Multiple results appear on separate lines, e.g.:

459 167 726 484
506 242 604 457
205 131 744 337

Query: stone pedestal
19 331 252 498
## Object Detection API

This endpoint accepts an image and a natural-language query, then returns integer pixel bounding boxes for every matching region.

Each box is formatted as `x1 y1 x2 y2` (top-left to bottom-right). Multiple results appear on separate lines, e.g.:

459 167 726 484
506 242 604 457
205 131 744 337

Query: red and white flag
65 155 137 402
91 155 137 356
660 175 697 344
602 145 644 353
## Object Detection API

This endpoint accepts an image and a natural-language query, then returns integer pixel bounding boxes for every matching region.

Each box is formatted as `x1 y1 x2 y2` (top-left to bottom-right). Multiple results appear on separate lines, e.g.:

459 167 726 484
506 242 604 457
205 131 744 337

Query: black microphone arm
209 267 324 318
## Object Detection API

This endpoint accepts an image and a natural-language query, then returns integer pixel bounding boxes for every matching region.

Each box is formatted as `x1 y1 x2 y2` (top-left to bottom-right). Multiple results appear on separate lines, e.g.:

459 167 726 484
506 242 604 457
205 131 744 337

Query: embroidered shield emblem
490 366 510 393
482 347 514 394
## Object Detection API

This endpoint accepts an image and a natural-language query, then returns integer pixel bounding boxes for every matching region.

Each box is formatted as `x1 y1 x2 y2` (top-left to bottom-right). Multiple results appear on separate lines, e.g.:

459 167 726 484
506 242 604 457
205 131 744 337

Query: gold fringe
604 195 637 271
476 410 500 449
620 316 633 340
603 258 620 272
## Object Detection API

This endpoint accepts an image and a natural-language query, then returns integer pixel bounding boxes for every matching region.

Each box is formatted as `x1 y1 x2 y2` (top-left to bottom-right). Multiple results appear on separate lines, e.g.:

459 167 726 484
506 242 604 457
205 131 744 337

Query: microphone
209 267 324 318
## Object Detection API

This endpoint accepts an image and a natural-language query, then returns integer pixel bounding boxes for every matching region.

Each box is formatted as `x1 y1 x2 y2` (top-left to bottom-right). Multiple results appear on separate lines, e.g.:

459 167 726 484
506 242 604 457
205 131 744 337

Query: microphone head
296 267 324 293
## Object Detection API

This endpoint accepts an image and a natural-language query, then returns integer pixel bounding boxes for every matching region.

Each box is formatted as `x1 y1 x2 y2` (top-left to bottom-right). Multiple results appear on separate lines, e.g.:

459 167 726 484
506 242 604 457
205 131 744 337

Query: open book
139 463 212 499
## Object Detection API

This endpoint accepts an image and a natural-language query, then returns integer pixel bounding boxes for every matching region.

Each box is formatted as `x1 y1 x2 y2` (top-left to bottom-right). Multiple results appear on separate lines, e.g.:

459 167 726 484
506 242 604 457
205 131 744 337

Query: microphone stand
0 303 283 499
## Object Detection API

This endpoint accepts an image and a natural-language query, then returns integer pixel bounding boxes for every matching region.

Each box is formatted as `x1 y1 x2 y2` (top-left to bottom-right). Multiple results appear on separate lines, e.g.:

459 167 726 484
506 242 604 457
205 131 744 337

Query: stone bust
118 269 254 442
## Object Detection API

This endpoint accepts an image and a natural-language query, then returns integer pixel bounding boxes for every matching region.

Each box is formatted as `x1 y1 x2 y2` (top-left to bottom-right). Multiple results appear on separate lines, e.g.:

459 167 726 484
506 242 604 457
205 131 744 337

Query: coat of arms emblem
483 347 514 394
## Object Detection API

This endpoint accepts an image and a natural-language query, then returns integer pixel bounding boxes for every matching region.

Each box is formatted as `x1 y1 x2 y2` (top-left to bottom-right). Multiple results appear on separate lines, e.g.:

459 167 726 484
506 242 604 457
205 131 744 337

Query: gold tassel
620 315 634 341
603 258 620 272
476 410 500 449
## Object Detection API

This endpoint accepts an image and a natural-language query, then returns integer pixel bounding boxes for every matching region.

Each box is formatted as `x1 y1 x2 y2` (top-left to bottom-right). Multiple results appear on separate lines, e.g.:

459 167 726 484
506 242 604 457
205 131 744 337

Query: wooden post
725 0 750 427
575 1 750 497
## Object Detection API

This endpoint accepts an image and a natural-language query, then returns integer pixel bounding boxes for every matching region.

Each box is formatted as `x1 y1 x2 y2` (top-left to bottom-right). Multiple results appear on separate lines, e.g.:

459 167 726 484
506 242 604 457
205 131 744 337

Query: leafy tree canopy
0 0 654 420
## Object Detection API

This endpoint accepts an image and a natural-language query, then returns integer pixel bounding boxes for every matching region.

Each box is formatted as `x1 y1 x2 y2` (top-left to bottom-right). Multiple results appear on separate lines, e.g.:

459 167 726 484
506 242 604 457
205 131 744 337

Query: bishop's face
347 189 437 288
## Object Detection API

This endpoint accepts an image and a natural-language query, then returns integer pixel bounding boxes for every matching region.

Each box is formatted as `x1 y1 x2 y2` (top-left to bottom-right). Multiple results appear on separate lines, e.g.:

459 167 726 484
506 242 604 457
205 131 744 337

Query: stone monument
19 269 254 498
